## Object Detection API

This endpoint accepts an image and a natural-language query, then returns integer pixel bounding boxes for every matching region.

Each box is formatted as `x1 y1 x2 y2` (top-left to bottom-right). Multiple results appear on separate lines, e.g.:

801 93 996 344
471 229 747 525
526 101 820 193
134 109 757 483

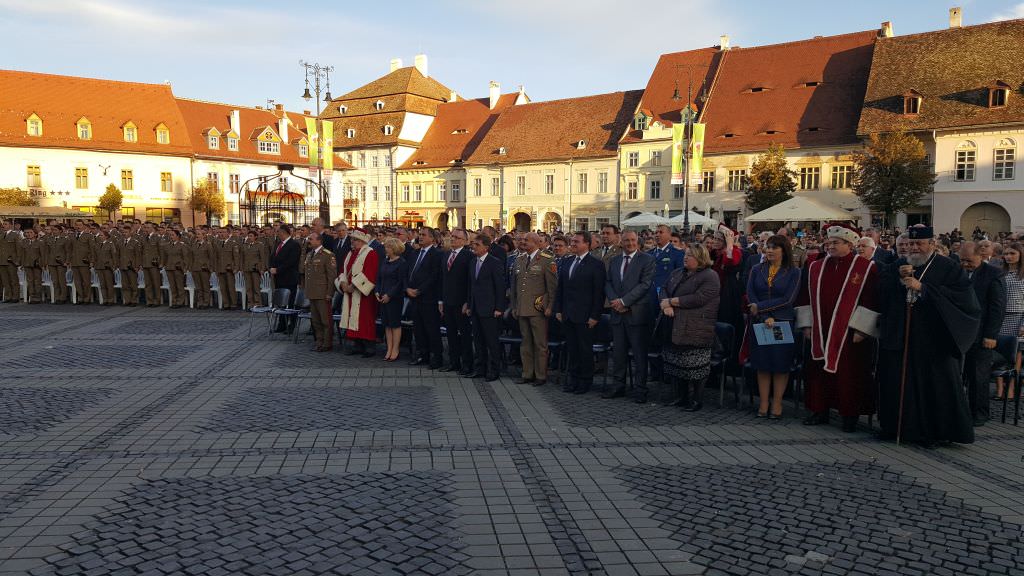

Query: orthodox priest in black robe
877 226 980 445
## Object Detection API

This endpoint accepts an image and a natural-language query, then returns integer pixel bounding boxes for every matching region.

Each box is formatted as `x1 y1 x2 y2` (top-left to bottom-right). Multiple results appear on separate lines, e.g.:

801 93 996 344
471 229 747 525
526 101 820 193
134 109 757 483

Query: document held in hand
753 321 794 346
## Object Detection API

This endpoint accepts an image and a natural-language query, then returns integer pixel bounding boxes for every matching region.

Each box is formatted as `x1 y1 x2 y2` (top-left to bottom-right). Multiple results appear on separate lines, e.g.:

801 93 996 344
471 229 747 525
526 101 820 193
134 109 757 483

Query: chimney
274 103 284 115
489 81 500 110
413 54 428 77
389 58 403 72
949 7 962 28
880 21 894 38
719 34 730 50
278 117 288 143
230 110 240 136
303 109 311 116
449 90 458 102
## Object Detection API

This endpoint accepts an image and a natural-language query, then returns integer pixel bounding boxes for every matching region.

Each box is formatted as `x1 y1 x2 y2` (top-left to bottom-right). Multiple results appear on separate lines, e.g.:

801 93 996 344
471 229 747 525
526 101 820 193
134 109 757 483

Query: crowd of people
1 216 1021 446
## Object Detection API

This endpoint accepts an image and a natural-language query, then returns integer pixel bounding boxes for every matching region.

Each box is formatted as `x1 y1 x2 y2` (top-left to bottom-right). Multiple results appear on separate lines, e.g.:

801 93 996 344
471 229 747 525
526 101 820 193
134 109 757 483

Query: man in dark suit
554 231 606 394
327 222 352 274
407 226 444 368
604 231 656 402
464 234 506 382
269 224 301 333
960 241 1007 426
441 228 475 375
482 226 507 262
399 227 418 264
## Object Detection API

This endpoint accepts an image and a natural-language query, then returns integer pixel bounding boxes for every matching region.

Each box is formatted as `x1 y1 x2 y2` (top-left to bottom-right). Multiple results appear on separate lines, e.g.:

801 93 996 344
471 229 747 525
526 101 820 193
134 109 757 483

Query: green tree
97 184 123 219
0 188 39 206
744 143 797 213
188 179 225 224
853 131 936 229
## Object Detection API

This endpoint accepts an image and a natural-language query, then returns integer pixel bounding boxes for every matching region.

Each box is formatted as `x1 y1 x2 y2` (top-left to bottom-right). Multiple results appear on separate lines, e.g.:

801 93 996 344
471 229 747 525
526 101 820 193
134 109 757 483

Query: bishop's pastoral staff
877 225 980 446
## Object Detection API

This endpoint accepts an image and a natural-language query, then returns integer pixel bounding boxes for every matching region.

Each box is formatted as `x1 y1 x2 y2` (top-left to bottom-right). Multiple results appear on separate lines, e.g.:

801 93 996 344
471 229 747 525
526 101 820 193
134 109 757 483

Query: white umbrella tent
621 212 670 227
745 197 855 224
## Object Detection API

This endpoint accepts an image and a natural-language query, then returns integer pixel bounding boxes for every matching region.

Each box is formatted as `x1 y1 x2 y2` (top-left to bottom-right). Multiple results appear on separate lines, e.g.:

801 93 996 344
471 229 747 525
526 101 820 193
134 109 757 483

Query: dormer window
338 105 348 114
498 147 507 155
749 87 767 93
989 82 1010 108
299 144 308 158
804 81 821 88
375 100 385 110
804 127 822 133
26 114 42 137
155 123 170 144
227 137 238 151
383 125 394 136
634 115 649 130
903 90 922 115
346 128 356 138
122 122 138 142
722 133 736 138
77 117 92 140
412 161 427 166
764 130 779 135
576 140 587 150
451 128 469 135
208 135 219 149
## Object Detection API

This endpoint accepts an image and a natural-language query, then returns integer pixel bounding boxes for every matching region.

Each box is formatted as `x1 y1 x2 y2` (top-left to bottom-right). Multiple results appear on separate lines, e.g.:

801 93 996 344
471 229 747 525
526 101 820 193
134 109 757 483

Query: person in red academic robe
338 228 379 357
795 223 880 432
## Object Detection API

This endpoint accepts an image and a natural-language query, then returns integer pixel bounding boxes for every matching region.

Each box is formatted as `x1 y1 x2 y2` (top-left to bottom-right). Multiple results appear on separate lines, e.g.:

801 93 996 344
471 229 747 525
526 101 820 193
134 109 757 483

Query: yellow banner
670 124 685 185
304 117 319 167
321 120 334 172
689 123 705 186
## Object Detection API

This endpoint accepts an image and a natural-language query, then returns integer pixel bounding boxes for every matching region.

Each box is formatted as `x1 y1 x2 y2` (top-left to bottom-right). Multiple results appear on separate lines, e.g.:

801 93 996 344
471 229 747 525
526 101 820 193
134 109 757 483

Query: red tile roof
176 98 353 169
465 91 643 166
621 47 723 143
398 94 518 170
336 66 454 102
858 19 1024 134
700 30 878 154
0 69 193 156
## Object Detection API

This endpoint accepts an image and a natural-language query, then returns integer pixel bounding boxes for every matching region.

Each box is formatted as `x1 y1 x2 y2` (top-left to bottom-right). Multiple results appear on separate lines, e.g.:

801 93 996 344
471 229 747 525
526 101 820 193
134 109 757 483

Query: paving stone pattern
198 386 442 433
617 461 1024 576
0 387 115 435
0 305 1022 576
43 472 469 576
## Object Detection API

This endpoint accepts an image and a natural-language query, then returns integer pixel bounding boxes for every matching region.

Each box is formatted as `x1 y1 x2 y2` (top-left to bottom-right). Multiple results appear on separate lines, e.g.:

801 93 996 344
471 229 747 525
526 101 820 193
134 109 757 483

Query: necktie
414 247 427 272
447 250 456 271
475 258 483 278
570 257 581 278
275 240 285 256
623 255 631 276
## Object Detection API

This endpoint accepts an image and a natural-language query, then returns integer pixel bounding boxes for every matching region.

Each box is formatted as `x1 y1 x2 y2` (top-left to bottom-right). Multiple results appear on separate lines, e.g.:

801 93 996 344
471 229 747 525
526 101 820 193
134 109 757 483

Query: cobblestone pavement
1 303 1022 576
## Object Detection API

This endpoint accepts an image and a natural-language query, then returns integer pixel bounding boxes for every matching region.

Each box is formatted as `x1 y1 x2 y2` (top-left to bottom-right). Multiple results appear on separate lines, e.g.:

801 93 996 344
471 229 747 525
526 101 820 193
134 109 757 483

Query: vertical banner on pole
321 120 334 172
689 123 705 186
670 124 685 186
304 118 319 168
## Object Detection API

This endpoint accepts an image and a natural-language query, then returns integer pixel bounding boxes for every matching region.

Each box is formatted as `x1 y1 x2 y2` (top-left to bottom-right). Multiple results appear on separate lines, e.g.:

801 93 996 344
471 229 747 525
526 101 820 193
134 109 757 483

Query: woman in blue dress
746 235 801 418
376 238 409 361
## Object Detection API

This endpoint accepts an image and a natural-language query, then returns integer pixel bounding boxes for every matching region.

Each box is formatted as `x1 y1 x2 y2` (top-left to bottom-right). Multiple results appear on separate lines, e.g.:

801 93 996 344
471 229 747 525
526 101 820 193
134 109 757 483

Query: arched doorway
960 202 1010 236
343 209 354 224
513 212 532 232
436 212 449 231
543 212 562 233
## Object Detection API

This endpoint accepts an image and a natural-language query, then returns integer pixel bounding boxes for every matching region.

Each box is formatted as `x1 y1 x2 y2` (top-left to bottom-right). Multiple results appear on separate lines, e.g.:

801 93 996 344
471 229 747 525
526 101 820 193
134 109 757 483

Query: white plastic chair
90 268 103 304
210 272 223 309
137 269 146 289
184 272 196 308
66 268 77 304
259 272 272 309
41 269 54 303
160 269 171 304
18 268 27 302
235 271 246 309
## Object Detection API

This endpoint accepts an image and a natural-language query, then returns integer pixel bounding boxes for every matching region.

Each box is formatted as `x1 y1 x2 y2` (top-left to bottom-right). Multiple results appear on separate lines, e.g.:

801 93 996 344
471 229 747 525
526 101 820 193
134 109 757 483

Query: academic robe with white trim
339 246 379 342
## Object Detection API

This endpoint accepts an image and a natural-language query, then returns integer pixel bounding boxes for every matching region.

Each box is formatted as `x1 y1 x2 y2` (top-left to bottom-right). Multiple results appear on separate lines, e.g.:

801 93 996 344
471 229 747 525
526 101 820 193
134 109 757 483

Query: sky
2 0 1022 113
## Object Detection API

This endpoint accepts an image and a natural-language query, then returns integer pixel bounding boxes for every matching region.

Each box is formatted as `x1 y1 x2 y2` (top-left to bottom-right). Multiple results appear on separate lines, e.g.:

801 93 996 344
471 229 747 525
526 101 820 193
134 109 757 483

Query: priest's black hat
907 225 934 239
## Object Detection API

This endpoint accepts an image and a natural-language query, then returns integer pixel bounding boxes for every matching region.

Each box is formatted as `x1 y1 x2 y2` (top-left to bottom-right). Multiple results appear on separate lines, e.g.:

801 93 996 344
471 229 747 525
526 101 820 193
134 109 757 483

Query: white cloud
991 2 1024 21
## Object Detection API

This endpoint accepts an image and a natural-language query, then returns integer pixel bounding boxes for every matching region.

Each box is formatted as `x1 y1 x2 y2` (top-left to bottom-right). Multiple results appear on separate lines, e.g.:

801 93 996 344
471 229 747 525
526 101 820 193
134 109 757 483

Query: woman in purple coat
746 235 801 418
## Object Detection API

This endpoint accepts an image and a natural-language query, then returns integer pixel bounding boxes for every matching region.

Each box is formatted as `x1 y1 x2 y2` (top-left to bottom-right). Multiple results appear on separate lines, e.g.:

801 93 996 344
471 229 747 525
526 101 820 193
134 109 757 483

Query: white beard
906 252 932 267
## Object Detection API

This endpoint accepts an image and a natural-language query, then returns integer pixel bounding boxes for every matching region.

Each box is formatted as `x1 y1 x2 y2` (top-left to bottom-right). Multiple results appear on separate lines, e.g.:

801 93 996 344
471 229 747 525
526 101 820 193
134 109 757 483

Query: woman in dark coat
661 243 721 411
746 235 801 418
376 237 408 361
708 227 744 372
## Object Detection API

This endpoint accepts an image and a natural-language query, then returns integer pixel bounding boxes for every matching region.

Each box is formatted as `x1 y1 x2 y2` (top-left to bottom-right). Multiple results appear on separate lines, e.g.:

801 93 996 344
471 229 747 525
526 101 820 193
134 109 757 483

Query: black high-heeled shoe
682 401 702 412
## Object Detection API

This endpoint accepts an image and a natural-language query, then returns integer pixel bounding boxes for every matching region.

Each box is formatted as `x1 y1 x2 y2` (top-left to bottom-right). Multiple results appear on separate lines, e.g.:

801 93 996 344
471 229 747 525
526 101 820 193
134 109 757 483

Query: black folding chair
994 335 1021 425
498 313 523 376
248 288 290 338
713 322 736 407
592 314 614 391
546 316 567 386
271 287 306 340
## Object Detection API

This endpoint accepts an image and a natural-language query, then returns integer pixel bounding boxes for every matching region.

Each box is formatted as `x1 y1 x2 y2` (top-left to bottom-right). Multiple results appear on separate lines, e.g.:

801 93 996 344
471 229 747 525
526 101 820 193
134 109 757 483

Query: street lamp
671 66 709 237
300 60 335 222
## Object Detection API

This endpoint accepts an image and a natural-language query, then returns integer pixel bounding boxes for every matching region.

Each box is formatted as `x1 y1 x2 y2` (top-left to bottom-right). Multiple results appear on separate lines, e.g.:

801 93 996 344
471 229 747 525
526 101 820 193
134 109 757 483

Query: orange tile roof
858 19 1024 134
621 47 723 143
336 66 454 102
0 69 193 156
465 91 644 166
399 94 518 170
700 30 878 154
176 98 353 169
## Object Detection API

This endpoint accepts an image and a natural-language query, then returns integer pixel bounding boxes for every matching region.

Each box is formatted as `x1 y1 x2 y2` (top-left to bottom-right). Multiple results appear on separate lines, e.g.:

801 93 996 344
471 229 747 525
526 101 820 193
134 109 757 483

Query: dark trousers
220 271 239 308
412 299 443 366
473 314 501 377
49 265 68 303
275 284 298 332
612 322 650 395
564 321 595 391
964 345 994 420
97 269 115 304
444 305 473 371
192 270 212 307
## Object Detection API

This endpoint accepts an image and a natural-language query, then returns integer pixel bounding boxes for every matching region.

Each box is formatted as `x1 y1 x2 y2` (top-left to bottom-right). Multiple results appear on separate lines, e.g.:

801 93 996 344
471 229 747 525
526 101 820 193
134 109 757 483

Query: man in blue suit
554 231 606 394
604 231 656 402
465 234 507 382
647 224 685 314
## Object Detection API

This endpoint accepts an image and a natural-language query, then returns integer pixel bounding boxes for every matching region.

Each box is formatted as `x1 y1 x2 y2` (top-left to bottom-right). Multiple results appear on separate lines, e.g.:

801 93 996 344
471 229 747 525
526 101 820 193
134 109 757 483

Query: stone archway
960 202 1010 236
513 212 532 232
542 212 562 233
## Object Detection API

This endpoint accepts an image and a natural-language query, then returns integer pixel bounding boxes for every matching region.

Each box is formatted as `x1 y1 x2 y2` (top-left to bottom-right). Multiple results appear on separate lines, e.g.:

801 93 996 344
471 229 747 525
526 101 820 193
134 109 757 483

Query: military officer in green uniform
92 229 119 305
188 229 215 308
43 225 70 304
302 232 337 351
69 220 95 304
118 225 142 306
141 223 163 306
1 219 23 302
214 228 241 309
510 232 558 386
161 229 188 308
240 230 268 309
19 227 44 303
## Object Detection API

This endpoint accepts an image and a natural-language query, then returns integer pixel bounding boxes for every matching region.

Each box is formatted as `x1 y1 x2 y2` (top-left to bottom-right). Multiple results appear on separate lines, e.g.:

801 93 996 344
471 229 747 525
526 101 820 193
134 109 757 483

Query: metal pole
683 71 692 236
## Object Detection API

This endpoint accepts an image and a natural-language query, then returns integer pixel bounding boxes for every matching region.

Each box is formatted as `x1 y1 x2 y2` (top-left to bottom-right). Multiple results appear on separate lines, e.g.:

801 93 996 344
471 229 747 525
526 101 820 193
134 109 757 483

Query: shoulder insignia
539 253 552 259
